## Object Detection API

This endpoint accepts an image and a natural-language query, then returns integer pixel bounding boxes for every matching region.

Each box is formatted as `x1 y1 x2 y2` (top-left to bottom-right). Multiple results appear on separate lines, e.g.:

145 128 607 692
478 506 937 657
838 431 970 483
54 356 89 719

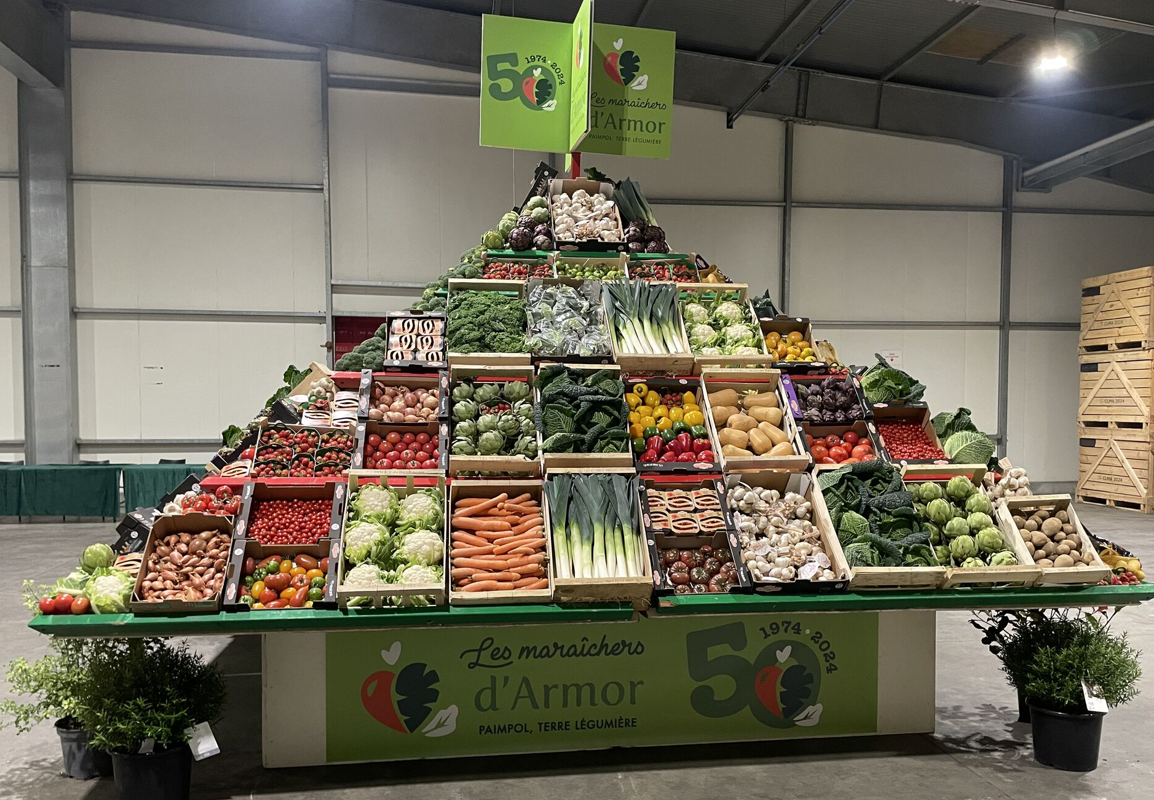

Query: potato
1056 543 1071 555
1030 531 1049 549
1036 509 1050 520
1042 541 1058 557
1053 554 1075 568
1061 524 1074 535
1012 515 1027 529
1054 531 1066 542
1032 550 1046 562
1025 541 1035 556
1037 558 1054 568
1041 517 1063 536
1025 519 1039 532
1056 510 1069 523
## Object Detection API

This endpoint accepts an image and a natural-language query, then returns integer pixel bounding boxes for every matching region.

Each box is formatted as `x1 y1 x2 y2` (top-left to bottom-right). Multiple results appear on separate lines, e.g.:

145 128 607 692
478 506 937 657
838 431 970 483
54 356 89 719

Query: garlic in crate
551 189 622 243
983 466 1032 505
727 483 837 583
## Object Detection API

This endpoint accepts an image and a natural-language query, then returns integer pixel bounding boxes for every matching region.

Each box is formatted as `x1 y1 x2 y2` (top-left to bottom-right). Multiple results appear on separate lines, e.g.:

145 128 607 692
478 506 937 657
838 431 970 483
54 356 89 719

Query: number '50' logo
487 53 557 112
686 622 824 729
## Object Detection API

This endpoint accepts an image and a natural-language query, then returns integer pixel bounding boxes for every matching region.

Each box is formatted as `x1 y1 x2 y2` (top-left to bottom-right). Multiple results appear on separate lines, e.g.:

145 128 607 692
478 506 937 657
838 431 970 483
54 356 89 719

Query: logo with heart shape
360 642 458 737
752 642 823 728
604 37 648 91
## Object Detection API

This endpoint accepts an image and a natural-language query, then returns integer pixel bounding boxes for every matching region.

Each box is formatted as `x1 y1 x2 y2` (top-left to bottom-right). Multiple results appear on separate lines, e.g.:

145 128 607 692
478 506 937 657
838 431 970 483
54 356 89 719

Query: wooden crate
445 279 532 368
335 472 448 609
1080 267 1154 352
1076 426 1154 513
605 283 695 375
544 468 653 608
808 475 946 590
700 369 811 473
677 284 774 372
994 495 1112 586
447 364 540 477
537 364 633 473
1078 350 1154 429
448 479 553 605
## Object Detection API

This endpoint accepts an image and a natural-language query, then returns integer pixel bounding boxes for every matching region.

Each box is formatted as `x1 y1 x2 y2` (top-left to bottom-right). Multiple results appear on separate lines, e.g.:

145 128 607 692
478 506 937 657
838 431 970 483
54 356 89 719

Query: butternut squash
707 388 740 407
717 428 749 450
758 422 789 446
742 391 779 409
748 406 783 426
727 414 758 432
721 444 753 458
768 442 795 457
710 405 737 426
747 428 774 455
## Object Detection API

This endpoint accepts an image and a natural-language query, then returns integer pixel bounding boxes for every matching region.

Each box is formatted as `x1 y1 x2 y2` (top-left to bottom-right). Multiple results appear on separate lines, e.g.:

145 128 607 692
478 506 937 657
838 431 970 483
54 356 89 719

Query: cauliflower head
352 484 399 525
344 562 390 589
399 530 444 566
396 488 444 533
344 521 386 564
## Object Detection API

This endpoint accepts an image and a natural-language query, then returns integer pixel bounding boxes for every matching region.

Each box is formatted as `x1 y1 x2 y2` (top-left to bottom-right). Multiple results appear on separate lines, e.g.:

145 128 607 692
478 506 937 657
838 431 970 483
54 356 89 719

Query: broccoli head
335 352 364 370
363 351 385 371
361 336 386 352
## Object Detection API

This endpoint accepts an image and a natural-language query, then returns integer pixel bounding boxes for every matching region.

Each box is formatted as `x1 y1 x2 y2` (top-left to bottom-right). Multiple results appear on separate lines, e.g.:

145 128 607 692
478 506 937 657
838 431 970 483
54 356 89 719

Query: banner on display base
479 2 674 159
325 612 879 762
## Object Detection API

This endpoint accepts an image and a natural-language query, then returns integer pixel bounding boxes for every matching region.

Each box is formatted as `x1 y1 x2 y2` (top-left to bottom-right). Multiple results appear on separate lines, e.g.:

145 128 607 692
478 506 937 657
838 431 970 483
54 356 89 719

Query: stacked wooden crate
1078 267 1154 512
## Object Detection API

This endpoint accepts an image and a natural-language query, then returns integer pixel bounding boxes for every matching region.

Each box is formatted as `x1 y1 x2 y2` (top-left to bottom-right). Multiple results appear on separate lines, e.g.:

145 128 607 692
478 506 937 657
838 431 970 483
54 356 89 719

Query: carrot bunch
450 492 549 593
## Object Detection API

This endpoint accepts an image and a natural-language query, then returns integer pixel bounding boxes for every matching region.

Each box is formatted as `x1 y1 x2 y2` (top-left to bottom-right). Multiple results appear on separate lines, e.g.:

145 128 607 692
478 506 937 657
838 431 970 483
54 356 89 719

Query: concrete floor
1 505 1150 800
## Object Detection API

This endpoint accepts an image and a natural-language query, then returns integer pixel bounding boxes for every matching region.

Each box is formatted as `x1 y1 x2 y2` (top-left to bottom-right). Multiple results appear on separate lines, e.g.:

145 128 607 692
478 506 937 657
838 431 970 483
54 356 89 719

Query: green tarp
122 464 199 512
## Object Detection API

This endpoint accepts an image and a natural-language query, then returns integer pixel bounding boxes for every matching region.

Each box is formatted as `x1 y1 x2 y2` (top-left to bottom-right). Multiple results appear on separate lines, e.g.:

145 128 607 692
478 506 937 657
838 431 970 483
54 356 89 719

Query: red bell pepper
646 435 664 454
666 437 682 455
697 450 715 462
639 450 659 463
676 451 697 462
659 451 679 463
675 432 693 454
692 438 712 454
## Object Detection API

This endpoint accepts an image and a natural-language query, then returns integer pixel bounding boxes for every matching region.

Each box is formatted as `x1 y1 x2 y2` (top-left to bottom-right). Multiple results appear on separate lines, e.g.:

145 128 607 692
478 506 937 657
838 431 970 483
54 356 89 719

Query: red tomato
414 450 431 463
862 453 876 461
38 597 55 615
377 442 390 455
416 432 431 445
259 588 278 605
266 599 289 609
54 594 75 614
367 434 382 448
319 557 330 573
842 457 859 465
805 434 814 446
851 445 871 460
400 449 415 461
214 485 233 500
385 431 401 445
289 587 308 607
824 435 841 447
70 597 91 615
821 456 837 465
193 499 208 512
243 557 256 576
811 444 828 460
843 431 859 445
829 446 849 463
402 433 416 444
420 459 438 469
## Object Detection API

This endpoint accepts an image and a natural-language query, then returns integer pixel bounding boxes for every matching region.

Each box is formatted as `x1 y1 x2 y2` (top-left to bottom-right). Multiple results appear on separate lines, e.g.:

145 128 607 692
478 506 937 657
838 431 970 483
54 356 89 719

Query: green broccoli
361 336 385 352
335 352 364 370
363 351 385 371
375 323 390 338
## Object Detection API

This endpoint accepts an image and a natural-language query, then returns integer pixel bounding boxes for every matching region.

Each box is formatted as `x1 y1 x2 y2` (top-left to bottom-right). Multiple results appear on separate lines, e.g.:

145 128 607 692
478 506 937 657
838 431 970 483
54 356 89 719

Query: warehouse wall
54 13 1154 482
68 13 327 464
0 69 21 456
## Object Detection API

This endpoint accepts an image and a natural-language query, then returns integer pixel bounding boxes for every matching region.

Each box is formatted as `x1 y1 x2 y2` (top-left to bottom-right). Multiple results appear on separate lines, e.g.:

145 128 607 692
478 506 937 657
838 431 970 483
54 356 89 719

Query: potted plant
73 638 226 800
0 638 112 780
971 608 1064 723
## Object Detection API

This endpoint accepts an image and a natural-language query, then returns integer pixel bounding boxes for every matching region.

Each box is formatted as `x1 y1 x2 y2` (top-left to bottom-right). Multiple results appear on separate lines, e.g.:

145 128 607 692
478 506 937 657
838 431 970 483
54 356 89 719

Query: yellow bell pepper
632 383 648 398
628 410 640 424
669 407 684 423
639 415 656 429
684 409 705 427
682 391 696 405
626 393 642 410
655 417 673 431
629 423 644 439
644 391 660 407
653 405 669 419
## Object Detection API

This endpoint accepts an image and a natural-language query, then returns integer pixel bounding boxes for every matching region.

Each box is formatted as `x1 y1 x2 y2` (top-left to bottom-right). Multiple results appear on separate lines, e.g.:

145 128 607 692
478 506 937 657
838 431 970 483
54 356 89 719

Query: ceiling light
1037 54 1069 72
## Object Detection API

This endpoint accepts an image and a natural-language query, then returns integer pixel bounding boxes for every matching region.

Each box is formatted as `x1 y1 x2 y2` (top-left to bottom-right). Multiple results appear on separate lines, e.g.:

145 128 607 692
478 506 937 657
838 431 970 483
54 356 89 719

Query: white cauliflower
344 521 386 564
398 530 444 566
351 484 399 524
399 564 442 585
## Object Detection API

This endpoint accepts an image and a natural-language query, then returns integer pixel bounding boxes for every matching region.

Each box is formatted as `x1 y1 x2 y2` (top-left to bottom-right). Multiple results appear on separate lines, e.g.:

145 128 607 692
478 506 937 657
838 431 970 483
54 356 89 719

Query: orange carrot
511 516 544 535
511 564 542 577
450 545 495 557
460 581 504 592
465 571 519 582
451 531 490 547
492 530 540 546
454 497 488 507
518 579 548 590
461 529 507 541
452 557 514 570
505 493 531 505
501 502 538 514
450 567 478 580
453 493 508 517
504 553 546 568
510 576 541 588
452 516 511 532
495 536 545 555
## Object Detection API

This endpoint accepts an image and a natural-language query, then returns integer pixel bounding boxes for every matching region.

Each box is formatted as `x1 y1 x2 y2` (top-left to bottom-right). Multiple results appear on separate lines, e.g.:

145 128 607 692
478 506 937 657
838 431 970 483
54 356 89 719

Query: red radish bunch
362 430 440 470
806 430 875 465
248 499 333 545
877 422 946 460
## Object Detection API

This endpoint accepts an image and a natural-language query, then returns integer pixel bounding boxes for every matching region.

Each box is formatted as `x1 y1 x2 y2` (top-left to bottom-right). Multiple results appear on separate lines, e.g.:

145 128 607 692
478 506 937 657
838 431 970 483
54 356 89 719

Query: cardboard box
221 538 340 611
130 513 234 614
548 178 626 252
381 311 447 370
363 370 449 423
233 480 346 555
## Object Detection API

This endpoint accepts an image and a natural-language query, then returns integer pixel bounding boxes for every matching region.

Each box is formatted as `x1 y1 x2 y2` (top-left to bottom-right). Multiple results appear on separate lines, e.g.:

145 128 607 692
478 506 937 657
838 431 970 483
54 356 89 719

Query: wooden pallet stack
1078 267 1154 513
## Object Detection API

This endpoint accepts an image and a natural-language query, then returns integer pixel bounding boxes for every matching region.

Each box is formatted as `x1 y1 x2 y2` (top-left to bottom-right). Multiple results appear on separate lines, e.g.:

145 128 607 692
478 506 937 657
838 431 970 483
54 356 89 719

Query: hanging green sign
480 5 674 158
581 23 676 160
325 612 879 762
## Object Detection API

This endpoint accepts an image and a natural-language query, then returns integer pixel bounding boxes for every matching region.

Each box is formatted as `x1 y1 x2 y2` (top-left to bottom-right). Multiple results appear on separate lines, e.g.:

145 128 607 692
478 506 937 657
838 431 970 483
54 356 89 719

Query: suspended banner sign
480 2 674 159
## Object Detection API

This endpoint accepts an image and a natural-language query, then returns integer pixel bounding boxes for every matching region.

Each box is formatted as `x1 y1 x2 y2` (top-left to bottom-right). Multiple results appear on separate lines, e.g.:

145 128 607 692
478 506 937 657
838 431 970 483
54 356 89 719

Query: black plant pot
1029 703 1104 772
55 719 113 780
1016 689 1030 723
111 743 192 800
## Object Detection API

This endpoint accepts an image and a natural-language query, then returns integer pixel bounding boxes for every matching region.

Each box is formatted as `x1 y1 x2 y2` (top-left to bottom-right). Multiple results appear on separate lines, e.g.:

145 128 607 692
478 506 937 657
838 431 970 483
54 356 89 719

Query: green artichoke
944 517 970 540
960 557 986 569
927 498 953 525
934 546 952 565
967 511 993 534
917 481 944 502
989 551 1018 567
946 475 975 502
950 534 977 561
976 526 1004 554
965 492 993 515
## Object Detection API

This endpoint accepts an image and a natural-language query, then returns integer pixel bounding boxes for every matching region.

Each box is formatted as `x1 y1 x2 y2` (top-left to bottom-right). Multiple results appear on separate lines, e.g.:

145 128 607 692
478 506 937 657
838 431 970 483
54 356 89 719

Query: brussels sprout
967 512 993 534
976 526 1004 554
950 534 977 561
964 492 993 515
946 475 976 502
926 498 953 525
944 517 970 540
989 550 1019 567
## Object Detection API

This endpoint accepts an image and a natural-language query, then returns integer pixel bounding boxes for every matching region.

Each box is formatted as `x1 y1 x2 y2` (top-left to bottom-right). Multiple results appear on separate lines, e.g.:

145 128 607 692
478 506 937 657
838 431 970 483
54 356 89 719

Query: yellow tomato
253 603 265 609
684 410 705 427
250 580 266 599
644 391 660 407
280 587 296 600
626 393 642 410
632 383 648 398
800 347 814 358
290 566 307 578
305 601 314 608
797 340 810 350
786 345 801 357
629 423 644 439
628 410 641 425
305 568 324 582
668 407 684 423
682 391 696 405
787 330 804 344
640 415 656 429
766 331 781 344
653 405 669 419
279 560 293 574
655 417 673 431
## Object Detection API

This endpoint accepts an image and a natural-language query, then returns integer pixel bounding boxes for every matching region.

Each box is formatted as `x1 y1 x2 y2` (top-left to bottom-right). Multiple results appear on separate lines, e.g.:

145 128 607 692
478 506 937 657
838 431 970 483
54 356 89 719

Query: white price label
1082 681 1109 714
879 349 903 367
185 722 220 761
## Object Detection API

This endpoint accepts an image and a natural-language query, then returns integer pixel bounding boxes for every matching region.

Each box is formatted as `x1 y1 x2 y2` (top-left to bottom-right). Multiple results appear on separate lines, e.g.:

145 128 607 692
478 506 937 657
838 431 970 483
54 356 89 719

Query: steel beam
77 438 219 447
648 198 785 207
727 0 858 128
68 40 320 61
0 307 20 317
18 83 77 464
969 0 1154 38
1014 78 1154 103
976 32 1025 66
811 320 1000 329
1021 119 1154 189
331 279 426 295
70 175 323 192
754 0 822 62
321 47 334 368
73 308 327 322
327 75 480 96
877 7 980 82
780 121 794 314
997 158 1014 458
0 0 66 87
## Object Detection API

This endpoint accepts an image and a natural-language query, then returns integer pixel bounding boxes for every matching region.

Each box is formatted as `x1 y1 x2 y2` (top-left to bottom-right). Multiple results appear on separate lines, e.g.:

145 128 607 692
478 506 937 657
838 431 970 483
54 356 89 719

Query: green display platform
29 582 1153 638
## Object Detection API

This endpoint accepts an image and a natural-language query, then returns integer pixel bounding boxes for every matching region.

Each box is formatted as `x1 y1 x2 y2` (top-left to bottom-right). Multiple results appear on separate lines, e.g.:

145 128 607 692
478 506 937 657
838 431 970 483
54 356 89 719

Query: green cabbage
81 543 115 571
944 430 996 465
837 511 870 545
